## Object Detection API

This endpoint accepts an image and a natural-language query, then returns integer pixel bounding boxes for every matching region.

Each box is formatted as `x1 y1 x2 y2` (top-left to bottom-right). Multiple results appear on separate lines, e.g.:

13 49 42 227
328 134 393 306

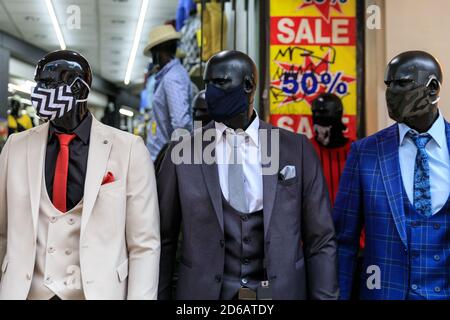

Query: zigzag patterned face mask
31 78 90 121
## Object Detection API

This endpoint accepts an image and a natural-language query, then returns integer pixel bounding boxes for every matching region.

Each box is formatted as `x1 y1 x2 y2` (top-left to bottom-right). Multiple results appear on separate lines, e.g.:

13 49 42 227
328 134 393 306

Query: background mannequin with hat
144 24 197 161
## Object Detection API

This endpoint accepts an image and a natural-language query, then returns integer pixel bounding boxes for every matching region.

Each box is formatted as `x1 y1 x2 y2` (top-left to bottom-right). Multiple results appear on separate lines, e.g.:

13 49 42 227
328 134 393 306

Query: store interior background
1 0 450 142
0 0 260 140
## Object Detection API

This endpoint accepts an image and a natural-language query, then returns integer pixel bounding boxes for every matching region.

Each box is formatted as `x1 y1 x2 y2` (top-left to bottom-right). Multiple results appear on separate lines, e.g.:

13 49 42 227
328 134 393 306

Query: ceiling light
45 0 66 50
119 108 134 117
124 0 149 85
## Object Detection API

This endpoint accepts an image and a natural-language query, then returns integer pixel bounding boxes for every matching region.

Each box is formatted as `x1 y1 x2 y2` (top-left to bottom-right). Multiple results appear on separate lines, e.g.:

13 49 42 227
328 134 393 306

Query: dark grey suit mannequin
157 51 338 300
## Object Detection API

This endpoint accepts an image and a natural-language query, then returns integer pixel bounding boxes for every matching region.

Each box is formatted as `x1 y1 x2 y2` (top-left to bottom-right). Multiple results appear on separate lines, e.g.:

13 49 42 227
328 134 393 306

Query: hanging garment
200 0 227 61
176 0 197 31
179 15 201 73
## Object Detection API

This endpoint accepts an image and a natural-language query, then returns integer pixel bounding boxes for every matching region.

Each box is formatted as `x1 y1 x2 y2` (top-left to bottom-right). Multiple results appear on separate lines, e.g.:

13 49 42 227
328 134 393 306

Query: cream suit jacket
0 117 160 300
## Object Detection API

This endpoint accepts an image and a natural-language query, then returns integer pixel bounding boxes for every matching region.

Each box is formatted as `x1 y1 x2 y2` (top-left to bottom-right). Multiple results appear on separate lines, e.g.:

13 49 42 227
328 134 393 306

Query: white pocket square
279 165 296 180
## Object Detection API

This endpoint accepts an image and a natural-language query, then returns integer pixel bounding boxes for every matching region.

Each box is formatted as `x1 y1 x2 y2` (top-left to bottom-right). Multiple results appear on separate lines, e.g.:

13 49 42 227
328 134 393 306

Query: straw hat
143 25 181 57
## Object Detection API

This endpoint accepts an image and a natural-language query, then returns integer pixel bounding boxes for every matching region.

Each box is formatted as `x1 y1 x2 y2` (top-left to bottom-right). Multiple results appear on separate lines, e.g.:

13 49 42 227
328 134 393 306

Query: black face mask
205 84 249 123
386 84 438 124
313 116 346 146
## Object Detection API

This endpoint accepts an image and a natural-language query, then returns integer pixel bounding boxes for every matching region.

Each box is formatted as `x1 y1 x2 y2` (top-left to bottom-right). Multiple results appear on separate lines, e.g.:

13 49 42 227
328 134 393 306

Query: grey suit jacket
157 120 338 300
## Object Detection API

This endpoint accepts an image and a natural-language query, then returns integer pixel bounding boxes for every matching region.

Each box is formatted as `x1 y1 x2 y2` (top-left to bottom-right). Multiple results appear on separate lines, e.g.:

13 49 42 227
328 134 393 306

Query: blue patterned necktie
408 130 433 217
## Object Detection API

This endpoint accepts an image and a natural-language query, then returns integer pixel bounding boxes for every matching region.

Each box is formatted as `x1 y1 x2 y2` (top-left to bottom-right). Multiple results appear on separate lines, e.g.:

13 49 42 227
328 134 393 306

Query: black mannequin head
384 50 442 133
312 93 347 148
9 99 21 117
34 50 92 132
192 90 211 126
203 50 257 130
150 40 177 69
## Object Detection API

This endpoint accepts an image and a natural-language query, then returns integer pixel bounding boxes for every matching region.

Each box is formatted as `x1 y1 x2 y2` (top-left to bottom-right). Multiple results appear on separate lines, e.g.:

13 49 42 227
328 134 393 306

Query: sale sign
269 0 358 140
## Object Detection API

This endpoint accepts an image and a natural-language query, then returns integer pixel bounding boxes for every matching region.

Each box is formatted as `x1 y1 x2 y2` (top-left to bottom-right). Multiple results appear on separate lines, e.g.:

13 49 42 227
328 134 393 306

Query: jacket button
243 237 251 244
435 287 441 293
219 240 225 248
241 278 248 285
215 275 222 283
434 255 440 261
411 284 418 290
433 223 441 230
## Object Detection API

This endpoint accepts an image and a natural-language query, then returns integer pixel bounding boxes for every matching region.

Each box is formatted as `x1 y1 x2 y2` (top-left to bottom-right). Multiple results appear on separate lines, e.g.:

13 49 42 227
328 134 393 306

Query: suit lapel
199 121 224 232
259 121 278 237
27 123 50 239
199 122 224 232
377 124 408 248
80 118 113 238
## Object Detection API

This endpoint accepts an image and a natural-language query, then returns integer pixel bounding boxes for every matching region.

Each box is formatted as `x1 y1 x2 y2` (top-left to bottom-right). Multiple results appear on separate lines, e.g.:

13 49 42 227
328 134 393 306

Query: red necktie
53 133 77 213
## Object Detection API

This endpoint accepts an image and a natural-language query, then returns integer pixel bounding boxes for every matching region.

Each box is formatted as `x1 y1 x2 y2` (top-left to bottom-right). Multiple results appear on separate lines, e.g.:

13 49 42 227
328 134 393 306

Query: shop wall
224 0 260 111
367 0 450 135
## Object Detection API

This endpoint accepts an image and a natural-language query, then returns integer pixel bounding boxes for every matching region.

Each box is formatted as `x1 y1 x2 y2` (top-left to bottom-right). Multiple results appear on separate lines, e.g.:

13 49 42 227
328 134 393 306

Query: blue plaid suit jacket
333 121 450 300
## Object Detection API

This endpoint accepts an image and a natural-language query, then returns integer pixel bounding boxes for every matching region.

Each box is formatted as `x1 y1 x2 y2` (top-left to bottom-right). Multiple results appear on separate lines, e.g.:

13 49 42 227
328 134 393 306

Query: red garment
311 138 365 249
53 133 77 213
311 138 353 205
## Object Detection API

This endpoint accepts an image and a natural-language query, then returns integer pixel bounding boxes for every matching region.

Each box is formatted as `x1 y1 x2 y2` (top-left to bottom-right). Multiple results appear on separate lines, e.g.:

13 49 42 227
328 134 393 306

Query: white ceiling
0 0 179 86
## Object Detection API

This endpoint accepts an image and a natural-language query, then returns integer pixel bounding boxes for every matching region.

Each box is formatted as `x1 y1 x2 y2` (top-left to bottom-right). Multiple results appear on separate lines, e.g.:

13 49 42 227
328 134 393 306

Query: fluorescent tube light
124 0 149 85
45 0 66 50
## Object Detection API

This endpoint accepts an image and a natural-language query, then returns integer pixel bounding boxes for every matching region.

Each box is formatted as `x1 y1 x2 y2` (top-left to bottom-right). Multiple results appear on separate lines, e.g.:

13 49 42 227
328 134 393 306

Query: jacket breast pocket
99 179 124 194
116 259 129 283
278 176 298 187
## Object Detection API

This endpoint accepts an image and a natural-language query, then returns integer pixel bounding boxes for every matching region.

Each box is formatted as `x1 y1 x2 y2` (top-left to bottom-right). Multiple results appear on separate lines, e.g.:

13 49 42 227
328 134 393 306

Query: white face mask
314 124 332 146
31 77 90 121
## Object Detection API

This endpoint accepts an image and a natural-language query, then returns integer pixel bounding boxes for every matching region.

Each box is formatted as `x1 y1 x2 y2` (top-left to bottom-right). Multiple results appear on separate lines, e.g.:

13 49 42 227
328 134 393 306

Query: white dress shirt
215 112 263 213
398 111 450 215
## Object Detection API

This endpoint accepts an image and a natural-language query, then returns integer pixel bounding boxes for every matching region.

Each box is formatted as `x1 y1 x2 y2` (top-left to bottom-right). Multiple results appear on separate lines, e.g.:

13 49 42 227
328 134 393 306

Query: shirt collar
155 58 179 82
398 110 446 148
214 110 260 146
48 112 92 145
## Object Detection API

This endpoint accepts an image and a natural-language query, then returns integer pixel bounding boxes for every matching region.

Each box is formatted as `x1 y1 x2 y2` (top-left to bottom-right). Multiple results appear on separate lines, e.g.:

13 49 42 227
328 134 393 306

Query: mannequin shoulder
260 120 308 145
10 122 48 141
93 120 143 147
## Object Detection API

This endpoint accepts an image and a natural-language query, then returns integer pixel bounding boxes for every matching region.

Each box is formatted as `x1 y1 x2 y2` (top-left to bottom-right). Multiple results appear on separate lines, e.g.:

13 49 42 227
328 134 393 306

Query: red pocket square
102 172 115 185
